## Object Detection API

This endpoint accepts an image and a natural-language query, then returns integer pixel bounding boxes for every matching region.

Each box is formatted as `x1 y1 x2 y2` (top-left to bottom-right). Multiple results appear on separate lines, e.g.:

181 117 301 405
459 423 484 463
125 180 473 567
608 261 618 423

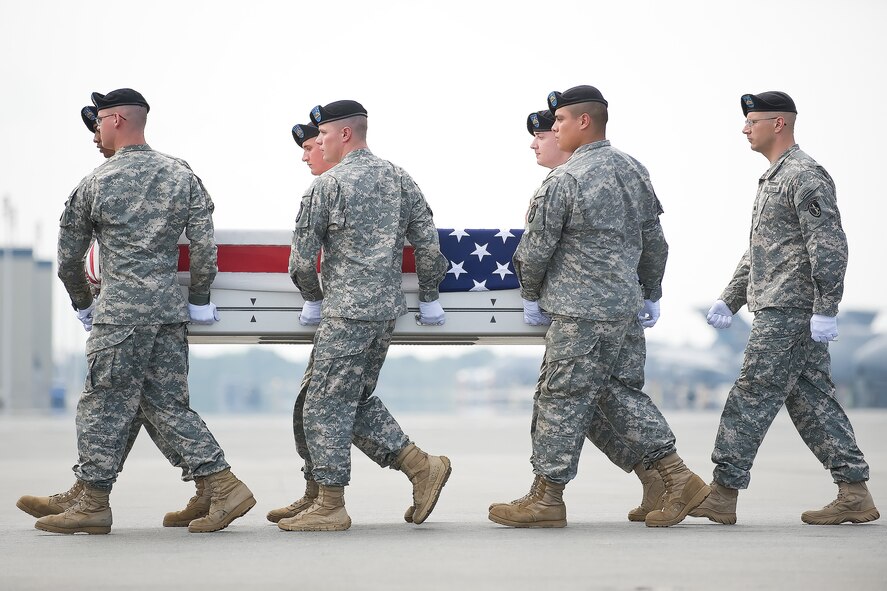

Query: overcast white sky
1 0 885 361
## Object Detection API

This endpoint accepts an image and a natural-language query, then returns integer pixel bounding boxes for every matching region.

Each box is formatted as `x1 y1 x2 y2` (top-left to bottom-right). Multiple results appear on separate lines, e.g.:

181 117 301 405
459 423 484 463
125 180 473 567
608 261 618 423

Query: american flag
175 228 525 293
437 229 523 293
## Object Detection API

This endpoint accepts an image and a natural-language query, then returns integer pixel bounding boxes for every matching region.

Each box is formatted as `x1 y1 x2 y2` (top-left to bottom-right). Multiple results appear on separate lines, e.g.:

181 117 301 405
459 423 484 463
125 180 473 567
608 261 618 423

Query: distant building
0 248 53 412
853 336 887 408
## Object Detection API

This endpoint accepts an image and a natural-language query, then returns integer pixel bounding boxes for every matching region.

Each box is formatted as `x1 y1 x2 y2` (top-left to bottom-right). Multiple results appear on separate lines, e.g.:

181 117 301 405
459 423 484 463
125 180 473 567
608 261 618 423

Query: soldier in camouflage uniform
267 121 432 525
489 86 710 529
697 91 879 525
17 104 202 528
282 100 452 532
38 88 255 535
496 109 668 523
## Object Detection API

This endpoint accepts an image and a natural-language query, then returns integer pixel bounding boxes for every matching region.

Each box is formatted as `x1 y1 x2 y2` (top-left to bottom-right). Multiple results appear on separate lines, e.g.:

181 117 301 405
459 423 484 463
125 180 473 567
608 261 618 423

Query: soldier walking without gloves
489 86 710 529
698 91 879 526
284 100 451 531
44 88 255 535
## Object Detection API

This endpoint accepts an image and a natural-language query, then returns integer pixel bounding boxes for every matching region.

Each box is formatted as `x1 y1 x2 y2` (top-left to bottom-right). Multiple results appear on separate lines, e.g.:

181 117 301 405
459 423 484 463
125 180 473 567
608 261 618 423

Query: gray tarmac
1 409 885 590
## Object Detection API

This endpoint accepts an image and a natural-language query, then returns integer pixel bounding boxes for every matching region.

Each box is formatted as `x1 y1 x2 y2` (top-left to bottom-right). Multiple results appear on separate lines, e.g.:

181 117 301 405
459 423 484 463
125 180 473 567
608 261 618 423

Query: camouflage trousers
293 343 409 482
75 323 229 490
301 317 411 486
119 410 192 480
532 316 677 484
71 407 192 482
712 307 870 489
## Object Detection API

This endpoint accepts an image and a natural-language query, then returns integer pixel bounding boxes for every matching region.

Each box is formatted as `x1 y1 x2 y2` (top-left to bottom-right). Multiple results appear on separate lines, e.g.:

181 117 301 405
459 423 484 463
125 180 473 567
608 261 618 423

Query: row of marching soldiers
16 85 878 534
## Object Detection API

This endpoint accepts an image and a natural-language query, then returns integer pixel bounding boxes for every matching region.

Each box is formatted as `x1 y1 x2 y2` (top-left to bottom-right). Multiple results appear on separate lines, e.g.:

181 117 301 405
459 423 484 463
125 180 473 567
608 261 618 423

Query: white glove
706 299 733 329
76 301 96 332
522 299 551 326
416 300 446 326
810 314 838 343
638 299 661 328
299 299 323 326
188 302 220 325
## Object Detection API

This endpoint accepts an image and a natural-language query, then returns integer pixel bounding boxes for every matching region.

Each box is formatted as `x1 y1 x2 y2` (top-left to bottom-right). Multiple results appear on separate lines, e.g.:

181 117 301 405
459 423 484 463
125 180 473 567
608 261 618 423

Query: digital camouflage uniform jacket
720 145 847 316
289 148 447 321
514 140 667 321
57 144 217 324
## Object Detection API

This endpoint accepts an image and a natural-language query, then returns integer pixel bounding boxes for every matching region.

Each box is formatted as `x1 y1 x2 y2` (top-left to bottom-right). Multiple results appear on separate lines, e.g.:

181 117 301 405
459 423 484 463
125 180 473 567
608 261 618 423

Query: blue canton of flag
437 229 523 292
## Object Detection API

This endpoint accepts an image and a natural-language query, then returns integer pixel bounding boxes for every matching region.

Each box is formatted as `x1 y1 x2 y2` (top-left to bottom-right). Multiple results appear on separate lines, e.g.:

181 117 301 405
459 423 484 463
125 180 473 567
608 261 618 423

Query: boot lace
822 489 847 510
50 481 81 502
509 477 541 505
286 495 310 512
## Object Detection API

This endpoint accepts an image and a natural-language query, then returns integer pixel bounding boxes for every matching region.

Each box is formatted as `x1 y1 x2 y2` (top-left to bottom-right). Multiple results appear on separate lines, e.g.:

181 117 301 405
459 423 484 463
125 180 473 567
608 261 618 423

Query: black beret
91 88 150 113
741 91 797 116
527 110 555 135
547 85 608 113
81 105 98 132
309 100 367 126
292 123 319 147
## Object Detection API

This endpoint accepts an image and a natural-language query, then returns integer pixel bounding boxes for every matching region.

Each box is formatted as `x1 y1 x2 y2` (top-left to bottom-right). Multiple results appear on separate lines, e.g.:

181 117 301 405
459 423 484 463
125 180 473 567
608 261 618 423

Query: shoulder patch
527 200 539 223
807 200 822 217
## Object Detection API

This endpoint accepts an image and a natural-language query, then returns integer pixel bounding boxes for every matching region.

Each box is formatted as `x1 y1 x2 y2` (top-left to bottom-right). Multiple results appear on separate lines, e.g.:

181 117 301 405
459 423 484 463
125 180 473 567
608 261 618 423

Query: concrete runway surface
1 410 885 590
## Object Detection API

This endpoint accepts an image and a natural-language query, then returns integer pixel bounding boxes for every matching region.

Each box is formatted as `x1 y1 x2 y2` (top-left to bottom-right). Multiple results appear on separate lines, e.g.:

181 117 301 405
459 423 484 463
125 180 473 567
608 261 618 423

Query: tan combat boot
689 481 738 524
187 469 256 533
17 480 84 518
163 477 211 527
801 481 881 525
627 464 666 522
395 443 452 525
644 453 710 527
34 484 112 535
266 479 319 523
277 485 351 532
488 477 567 528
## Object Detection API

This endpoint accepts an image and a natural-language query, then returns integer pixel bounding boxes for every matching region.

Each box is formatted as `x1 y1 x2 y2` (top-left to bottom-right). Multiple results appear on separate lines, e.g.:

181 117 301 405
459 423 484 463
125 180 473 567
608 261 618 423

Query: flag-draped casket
179 229 546 345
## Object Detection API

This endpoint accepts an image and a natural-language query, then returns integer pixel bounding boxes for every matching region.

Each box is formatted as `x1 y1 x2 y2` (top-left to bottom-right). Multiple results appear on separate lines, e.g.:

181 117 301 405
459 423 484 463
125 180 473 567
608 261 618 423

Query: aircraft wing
179 229 546 345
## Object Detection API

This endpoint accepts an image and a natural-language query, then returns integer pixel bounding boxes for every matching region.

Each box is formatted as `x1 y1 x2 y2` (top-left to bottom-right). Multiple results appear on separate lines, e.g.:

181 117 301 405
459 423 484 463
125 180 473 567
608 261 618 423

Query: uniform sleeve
637 185 668 302
513 176 570 301
719 249 750 313
57 179 95 310
403 175 447 302
183 173 217 305
794 172 847 316
289 178 327 302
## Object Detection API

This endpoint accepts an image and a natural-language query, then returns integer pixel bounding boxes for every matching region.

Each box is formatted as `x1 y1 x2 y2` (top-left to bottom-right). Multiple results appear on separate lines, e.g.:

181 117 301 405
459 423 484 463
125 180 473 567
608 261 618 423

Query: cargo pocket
328 204 346 233
84 326 135 392
739 334 802 389
313 326 372 362
59 190 77 228
543 321 599 398
752 183 780 232
294 192 312 230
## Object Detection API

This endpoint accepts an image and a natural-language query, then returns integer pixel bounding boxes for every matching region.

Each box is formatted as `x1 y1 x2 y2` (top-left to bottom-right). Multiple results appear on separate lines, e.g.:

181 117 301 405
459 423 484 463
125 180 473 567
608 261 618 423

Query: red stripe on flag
178 244 417 273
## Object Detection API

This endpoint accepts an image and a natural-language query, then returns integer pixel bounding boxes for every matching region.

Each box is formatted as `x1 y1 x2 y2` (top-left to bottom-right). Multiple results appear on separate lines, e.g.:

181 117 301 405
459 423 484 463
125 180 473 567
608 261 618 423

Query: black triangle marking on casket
250 316 256 323
490 298 497 306
250 298 257 305
490 316 497 323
